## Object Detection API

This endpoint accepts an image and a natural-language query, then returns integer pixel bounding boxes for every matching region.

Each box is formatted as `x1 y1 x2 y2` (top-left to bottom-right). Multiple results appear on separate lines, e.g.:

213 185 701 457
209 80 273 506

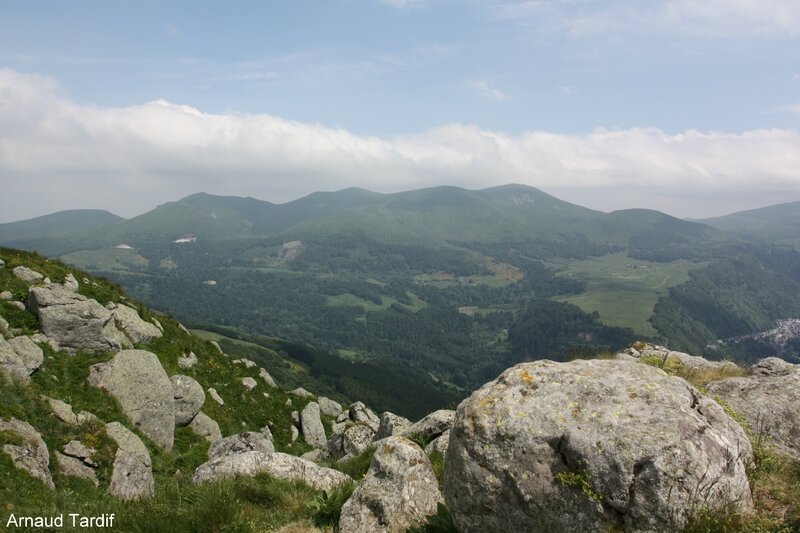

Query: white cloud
1 68 800 220
468 80 508 101
783 104 800 114
379 0 426 8
561 85 577 94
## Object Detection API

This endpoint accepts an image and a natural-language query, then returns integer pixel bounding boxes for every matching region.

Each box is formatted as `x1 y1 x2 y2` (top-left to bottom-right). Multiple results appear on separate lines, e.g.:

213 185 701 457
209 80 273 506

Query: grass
552 252 707 336
637 354 749 389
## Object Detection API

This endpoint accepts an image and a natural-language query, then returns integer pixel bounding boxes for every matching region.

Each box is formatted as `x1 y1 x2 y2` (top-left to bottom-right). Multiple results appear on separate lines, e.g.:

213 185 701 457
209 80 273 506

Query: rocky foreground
0 253 798 532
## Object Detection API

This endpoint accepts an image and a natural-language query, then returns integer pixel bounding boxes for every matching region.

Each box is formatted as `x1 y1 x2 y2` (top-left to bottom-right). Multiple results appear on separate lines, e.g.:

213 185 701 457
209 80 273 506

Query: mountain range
3 184 800 415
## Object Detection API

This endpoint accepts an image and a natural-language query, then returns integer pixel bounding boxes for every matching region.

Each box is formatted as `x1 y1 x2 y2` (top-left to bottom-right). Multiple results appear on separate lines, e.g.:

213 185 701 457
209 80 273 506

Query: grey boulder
339 436 442 533
171 375 205 427
192 451 352 491
188 412 222 443
318 396 343 417
111 304 163 345
89 350 175 451
301 401 327 448
401 409 454 442
444 359 753 533
208 431 275 460
105 422 154 500
13 266 44 283
375 411 412 440
0 417 54 489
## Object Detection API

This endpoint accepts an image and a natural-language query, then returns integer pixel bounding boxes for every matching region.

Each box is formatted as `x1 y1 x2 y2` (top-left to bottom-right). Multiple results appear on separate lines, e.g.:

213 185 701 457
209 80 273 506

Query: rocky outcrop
28 284 131 353
105 422 154 500
188 412 222 443
0 335 43 383
301 402 327 448
339 436 442 533
208 431 275 460
192 451 352 491
259 368 276 388
88 350 175 451
444 359 753 533
110 304 163 345
318 396 343 417
171 375 205 427
342 424 375 458
349 402 380 432
622 343 739 372
63 273 79 292
0 417 54 489
375 412 412 440
707 358 800 461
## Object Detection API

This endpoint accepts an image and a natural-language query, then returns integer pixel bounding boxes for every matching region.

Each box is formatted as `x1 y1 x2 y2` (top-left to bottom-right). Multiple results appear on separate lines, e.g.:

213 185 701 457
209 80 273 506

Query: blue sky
1 0 799 220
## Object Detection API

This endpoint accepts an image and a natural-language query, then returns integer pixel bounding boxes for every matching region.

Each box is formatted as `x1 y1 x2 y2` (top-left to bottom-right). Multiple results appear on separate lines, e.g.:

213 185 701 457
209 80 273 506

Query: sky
0 0 799 222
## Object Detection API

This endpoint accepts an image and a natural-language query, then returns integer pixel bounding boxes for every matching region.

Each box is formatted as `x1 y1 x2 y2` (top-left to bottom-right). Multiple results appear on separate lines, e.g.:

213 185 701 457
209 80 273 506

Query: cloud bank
1 67 799 221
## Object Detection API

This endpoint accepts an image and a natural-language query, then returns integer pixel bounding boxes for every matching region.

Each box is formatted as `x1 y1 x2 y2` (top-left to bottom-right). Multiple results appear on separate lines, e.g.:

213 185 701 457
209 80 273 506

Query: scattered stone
318 396 343 418
45 397 79 426
0 417 54 489
259 367 276 387
290 426 299 443
289 387 315 399
111 304 163 345
77 411 99 425
63 273 79 292
88 350 175 451
56 452 98 486
339 436 442 533
375 411 412 440
707 360 800 461
188 412 222 443
0 315 8 338
8 301 24 310
192 451 352 491
301 449 324 462
178 323 191 336
0 291 11 301
209 340 223 355
171 375 205 427
208 431 275 460
208 388 225 406
291 411 300 425
242 377 257 391
0 259 4 268
0 335 43 382
285 398 292 407
301 402 327 448
151 318 163 332
424 429 450 456
263 392 270 399
43 277 51 285
400 409 454 442
28 284 131 353
13 266 44 283
30 332 59 352
445 359 753 533
233 358 257 368
177 351 198 370
105 422 154 500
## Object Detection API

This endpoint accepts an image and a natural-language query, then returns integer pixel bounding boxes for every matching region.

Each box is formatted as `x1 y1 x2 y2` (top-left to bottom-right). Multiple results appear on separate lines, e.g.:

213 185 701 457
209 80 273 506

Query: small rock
375 411 412 440
177 351 198 370
259 367 276 387
8 301 25 311
424 429 450 456
400 409 454 442
301 402 327 448
63 273 79 292
0 291 12 301
171 375 205 427
56 452 98 486
30 332 59 352
342 424 375 457
188 412 222 443
209 340 223 355
318 396 343 417
208 431 275 460
45 397 79 426
242 377 257 391
290 426 299 443
111 304 163 345
13 266 44 283
63 440 97 466
105 422 154 500
289 387 315 399
208 388 225 406
0 417 54 489
349 402 380 432
285 398 292 407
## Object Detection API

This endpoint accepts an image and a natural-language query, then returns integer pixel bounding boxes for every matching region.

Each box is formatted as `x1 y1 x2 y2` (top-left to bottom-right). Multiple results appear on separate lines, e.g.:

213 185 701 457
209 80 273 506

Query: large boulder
343 424 376 457
444 359 753 533
339 436 442 533
707 359 800 461
110 304 163 345
301 401 327 448
88 350 175 451
318 396 343 417
0 417 54 489
171 375 205 427
105 422 154 500
192 451 352 491
208 431 275 460
13 266 44 283
28 285 131 353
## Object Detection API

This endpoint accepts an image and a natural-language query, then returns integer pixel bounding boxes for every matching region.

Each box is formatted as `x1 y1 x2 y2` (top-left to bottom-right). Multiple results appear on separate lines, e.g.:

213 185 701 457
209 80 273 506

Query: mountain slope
0 209 124 245
703 200 800 245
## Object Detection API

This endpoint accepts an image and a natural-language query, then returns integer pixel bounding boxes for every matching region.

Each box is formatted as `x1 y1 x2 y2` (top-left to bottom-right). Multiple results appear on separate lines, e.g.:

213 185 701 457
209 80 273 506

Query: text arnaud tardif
6 513 116 528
